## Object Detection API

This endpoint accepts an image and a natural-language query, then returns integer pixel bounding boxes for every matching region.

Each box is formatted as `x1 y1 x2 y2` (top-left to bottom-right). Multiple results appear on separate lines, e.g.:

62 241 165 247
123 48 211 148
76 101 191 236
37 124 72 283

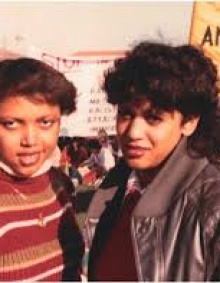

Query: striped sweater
0 167 84 281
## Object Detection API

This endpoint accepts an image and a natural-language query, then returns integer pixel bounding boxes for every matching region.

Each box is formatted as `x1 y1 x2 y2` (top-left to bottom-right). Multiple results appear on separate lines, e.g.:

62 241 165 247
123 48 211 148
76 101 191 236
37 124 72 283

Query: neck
136 157 169 188
136 167 160 188
136 140 183 188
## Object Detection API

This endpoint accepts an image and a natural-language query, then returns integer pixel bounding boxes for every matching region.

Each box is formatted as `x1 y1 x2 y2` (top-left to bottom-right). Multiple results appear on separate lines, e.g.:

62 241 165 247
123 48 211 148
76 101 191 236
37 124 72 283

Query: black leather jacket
85 138 220 281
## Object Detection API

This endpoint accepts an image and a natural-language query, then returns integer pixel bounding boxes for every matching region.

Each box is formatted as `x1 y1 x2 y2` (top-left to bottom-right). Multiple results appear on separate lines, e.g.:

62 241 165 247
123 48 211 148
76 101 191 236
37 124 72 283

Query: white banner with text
28 50 125 137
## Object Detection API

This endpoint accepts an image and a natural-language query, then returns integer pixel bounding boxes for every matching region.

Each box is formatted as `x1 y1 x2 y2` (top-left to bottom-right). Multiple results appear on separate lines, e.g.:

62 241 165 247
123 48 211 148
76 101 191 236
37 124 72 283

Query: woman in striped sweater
0 58 84 281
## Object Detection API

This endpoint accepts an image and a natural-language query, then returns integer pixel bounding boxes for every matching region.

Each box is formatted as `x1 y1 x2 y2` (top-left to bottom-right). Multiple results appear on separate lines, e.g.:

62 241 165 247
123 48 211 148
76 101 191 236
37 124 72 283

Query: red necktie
122 189 141 212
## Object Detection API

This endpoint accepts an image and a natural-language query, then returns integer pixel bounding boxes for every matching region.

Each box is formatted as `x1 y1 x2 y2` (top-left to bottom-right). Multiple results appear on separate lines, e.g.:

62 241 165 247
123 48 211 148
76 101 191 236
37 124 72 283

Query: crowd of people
0 39 219 281
58 130 120 188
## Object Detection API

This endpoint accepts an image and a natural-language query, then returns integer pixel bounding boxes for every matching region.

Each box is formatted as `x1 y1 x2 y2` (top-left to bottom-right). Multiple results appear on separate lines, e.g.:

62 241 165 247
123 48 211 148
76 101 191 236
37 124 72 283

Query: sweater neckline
0 168 50 195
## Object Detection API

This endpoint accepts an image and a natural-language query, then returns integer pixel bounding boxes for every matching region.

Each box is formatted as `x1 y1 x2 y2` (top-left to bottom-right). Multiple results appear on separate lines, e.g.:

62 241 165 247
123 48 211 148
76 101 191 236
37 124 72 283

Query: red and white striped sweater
0 167 84 281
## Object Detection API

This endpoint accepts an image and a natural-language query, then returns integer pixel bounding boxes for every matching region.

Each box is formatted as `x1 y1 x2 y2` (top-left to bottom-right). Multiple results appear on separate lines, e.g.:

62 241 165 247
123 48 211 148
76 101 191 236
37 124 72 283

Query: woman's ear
182 116 200 137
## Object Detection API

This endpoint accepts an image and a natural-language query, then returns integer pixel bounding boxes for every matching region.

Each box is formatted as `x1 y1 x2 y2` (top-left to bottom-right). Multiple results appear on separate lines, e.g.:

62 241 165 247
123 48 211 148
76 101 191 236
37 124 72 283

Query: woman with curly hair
85 41 220 281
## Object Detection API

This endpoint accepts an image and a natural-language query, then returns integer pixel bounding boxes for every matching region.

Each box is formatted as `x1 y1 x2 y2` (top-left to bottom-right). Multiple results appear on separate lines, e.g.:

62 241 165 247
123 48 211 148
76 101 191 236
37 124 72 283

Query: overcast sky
0 1 194 55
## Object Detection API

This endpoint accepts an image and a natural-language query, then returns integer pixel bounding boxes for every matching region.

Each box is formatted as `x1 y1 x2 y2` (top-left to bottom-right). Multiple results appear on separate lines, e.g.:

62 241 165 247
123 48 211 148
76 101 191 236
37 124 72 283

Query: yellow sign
189 2 220 76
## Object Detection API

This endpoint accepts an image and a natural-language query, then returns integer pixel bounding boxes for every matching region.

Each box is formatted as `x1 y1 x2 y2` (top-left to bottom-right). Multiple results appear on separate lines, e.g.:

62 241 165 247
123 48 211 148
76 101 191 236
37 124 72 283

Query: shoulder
49 167 75 206
191 162 220 207
87 158 131 218
100 158 131 188
194 163 220 235
87 186 118 220
50 167 74 188
199 162 220 198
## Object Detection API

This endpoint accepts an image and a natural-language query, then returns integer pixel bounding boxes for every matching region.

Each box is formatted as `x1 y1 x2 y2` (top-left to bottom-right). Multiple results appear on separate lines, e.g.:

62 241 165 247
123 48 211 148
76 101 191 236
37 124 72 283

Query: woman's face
0 96 61 177
117 98 199 170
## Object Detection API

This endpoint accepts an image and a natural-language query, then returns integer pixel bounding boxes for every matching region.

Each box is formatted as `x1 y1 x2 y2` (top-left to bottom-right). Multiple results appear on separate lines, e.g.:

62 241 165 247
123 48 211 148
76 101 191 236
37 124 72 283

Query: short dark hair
103 41 220 163
87 139 102 151
0 57 77 115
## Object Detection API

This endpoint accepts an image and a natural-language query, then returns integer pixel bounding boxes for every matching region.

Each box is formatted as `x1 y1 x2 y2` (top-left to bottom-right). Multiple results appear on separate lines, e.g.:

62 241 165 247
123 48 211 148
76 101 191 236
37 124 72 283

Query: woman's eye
145 114 162 125
40 120 54 128
1 120 18 129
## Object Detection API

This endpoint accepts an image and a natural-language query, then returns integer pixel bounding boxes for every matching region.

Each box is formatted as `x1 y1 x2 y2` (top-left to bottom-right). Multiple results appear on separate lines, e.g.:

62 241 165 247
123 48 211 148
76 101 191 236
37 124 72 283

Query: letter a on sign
189 2 220 80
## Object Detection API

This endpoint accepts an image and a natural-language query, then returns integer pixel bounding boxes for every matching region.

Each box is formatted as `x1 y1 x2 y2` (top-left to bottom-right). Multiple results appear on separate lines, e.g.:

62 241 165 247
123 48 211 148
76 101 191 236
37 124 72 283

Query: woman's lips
125 145 148 158
18 153 41 166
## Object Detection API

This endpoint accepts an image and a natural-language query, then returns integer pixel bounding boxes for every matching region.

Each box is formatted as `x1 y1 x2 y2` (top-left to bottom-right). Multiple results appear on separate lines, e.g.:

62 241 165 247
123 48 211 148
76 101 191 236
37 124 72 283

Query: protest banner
28 49 125 137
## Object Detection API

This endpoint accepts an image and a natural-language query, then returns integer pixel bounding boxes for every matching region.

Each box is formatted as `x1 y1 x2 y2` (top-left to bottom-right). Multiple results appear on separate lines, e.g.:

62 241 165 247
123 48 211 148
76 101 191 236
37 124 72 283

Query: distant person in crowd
86 138 104 178
97 128 115 172
67 137 89 169
109 135 123 162
85 41 220 281
79 139 105 186
59 138 71 176
0 57 84 281
67 137 89 186
57 136 71 151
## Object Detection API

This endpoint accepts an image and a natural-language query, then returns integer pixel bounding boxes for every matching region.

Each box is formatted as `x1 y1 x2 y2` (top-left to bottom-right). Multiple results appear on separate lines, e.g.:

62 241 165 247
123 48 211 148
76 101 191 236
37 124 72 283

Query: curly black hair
103 41 220 163
0 57 77 115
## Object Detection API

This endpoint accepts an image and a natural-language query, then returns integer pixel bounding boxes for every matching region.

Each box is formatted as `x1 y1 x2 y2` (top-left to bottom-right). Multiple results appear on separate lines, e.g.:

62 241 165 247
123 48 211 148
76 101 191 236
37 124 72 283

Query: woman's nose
20 126 38 146
127 117 146 139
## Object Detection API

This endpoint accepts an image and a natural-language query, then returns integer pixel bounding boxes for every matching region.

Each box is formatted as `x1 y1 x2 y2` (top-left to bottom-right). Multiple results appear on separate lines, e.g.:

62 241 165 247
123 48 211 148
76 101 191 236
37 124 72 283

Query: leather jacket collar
134 137 208 217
